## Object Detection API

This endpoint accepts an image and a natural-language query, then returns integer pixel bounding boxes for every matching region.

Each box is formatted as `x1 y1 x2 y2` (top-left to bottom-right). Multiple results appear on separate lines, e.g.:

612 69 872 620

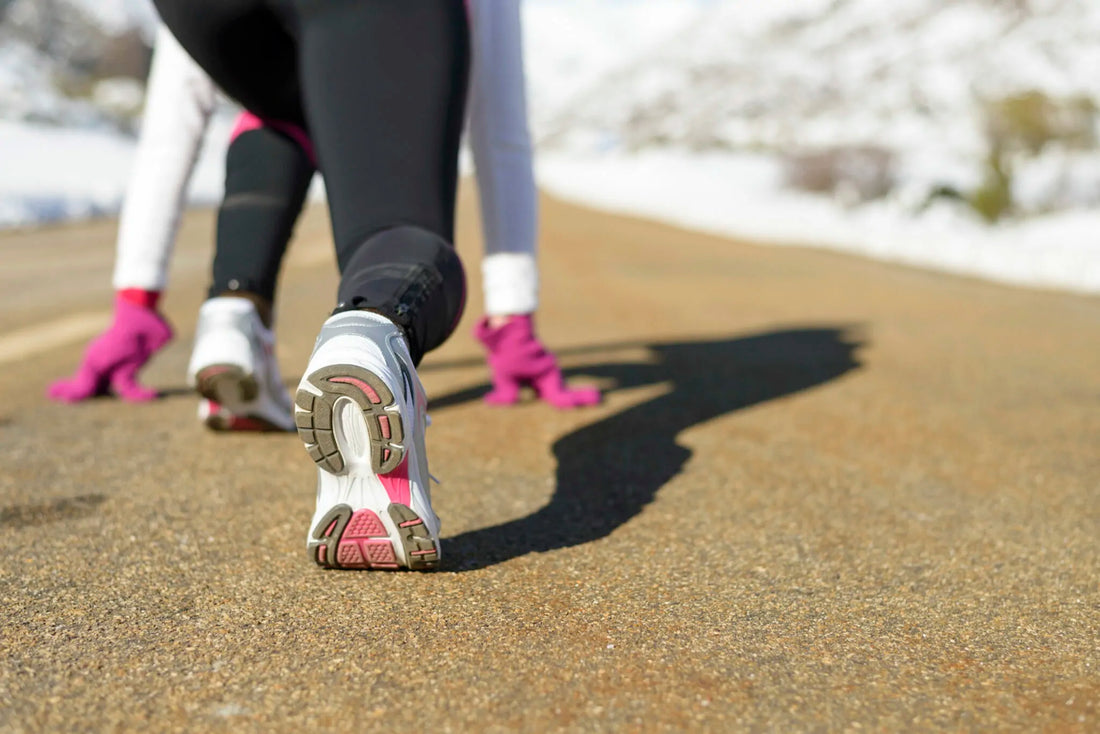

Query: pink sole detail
337 542 365 566
379 415 391 439
344 509 386 538
398 519 423 528
225 416 273 431
197 366 232 379
363 541 397 563
328 376 381 404
318 509 401 570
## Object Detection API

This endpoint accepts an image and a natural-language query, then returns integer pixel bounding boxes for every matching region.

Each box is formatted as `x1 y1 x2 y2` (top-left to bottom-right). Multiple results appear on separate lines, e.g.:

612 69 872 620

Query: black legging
212 126 313 305
154 0 470 363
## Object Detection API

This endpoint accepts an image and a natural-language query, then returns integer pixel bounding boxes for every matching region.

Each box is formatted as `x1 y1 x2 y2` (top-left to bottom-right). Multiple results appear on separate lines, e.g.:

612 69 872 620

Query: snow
0 116 234 227
66 0 158 37
522 0 1100 295
0 0 1097 295
538 150 1100 294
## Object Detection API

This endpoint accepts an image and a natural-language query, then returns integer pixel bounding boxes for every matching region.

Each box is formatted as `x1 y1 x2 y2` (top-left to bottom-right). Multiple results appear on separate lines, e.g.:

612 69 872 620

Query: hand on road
475 314 600 409
47 297 173 403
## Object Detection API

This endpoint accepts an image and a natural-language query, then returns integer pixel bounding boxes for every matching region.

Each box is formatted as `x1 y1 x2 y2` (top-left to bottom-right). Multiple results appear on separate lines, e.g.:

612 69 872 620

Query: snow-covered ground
0 0 1097 294
0 116 235 227
537 150 1100 293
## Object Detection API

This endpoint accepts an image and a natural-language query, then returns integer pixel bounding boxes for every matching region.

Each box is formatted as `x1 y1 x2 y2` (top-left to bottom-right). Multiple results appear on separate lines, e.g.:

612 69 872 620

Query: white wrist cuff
481 252 539 316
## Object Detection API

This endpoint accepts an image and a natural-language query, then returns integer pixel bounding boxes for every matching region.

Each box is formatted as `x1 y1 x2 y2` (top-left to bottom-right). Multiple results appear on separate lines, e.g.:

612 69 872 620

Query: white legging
114 0 539 316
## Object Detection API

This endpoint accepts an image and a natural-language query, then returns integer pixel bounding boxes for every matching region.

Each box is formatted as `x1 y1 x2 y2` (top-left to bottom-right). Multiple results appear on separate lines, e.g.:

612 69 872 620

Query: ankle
216 290 273 328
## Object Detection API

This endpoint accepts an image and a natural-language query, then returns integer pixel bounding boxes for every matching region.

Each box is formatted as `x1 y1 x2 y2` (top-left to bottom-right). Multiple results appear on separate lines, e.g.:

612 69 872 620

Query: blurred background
1 0 1097 292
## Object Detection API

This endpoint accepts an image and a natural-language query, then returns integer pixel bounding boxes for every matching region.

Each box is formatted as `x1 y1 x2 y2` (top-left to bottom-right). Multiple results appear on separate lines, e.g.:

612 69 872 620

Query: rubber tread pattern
196 365 288 432
196 363 259 404
309 503 438 571
389 504 440 570
295 364 405 475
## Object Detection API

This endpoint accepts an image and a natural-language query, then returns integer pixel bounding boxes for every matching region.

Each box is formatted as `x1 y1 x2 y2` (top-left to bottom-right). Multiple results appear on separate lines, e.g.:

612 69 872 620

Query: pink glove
47 295 173 403
474 315 600 409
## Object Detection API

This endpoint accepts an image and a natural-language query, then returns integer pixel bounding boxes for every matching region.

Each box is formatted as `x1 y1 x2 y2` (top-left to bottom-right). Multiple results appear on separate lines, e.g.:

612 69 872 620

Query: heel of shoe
295 364 405 475
195 363 258 404
308 503 440 571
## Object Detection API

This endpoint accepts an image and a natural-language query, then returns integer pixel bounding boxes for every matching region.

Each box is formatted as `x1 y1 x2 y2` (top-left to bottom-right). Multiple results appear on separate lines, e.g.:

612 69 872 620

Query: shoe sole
294 364 405 475
195 364 285 432
309 503 439 571
296 364 438 571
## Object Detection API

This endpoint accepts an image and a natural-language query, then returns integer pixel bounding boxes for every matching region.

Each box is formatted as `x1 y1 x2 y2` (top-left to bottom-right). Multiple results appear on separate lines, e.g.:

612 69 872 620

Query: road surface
1 188 1097 731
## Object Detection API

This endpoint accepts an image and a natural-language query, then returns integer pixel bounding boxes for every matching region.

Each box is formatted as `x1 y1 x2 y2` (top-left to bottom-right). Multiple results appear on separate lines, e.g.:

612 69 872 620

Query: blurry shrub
985 91 1097 154
965 91 1099 221
4 0 151 85
968 147 1014 223
783 146 895 205
92 29 153 82
3 0 106 72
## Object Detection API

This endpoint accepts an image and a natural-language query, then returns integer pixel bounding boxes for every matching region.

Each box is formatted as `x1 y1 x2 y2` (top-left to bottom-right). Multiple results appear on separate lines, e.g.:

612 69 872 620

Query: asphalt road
1 188 1097 732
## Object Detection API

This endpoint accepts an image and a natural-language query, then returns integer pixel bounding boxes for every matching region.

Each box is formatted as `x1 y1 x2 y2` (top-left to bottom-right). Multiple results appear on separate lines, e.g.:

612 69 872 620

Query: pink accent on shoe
47 294 173 404
474 315 600 409
323 510 401 569
363 541 397 564
328 376 381 404
378 458 411 507
197 366 232 379
224 416 272 432
379 415 391 439
398 519 423 528
337 542 365 567
344 509 386 538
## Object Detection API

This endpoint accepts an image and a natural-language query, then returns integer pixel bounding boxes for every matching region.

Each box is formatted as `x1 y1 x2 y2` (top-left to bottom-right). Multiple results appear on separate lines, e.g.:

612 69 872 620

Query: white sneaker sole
194 363 293 432
296 363 440 571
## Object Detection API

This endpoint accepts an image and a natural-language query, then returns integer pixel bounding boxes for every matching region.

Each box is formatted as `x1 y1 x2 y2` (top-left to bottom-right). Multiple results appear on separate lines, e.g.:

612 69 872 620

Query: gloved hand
474 314 600 409
47 295 173 403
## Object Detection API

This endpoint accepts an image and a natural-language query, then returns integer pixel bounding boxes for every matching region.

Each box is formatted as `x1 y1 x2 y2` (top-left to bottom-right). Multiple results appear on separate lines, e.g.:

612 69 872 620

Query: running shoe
187 297 295 432
294 310 440 571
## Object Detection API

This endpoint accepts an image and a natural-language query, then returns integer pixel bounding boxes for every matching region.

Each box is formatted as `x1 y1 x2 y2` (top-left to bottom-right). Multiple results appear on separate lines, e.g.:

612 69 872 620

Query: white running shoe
294 310 440 571
187 297 295 432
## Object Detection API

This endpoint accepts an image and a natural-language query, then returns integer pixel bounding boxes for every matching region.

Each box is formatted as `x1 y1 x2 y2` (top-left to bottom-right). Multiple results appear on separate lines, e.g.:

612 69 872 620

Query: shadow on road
0 493 107 529
428 326 864 571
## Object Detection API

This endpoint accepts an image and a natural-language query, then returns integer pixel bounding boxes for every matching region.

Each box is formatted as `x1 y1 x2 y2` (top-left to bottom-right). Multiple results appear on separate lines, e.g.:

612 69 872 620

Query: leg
466 0 598 407
187 117 315 432
288 0 470 570
152 0 305 126
293 0 470 363
211 119 315 312
151 1 312 429
156 0 469 569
